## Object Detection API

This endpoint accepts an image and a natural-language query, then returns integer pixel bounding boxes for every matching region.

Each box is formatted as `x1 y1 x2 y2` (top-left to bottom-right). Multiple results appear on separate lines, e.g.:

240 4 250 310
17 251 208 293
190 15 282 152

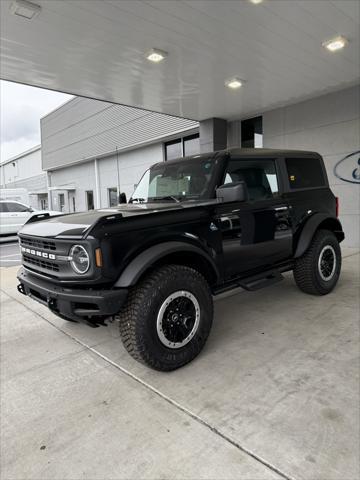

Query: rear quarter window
286 157 325 189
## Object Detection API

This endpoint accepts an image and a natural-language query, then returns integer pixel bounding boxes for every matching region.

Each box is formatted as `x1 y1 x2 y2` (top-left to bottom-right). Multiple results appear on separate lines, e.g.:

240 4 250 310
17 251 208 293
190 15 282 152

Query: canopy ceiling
1 0 359 120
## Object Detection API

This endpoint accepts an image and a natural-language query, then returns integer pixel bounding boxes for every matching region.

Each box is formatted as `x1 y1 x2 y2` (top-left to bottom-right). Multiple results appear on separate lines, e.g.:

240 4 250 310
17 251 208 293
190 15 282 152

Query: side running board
239 270 284 291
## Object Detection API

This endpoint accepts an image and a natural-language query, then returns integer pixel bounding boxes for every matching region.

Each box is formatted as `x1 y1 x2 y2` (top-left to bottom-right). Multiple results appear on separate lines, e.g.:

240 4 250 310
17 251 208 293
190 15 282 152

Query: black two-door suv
17 149 344 371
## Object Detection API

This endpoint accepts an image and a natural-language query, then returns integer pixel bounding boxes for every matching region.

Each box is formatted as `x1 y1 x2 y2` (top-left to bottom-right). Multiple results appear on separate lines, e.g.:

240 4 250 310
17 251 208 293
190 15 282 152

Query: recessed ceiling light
249 0 264 4
225 77 244 90
146 48 168 63
9 0 41 19
322 36 348 52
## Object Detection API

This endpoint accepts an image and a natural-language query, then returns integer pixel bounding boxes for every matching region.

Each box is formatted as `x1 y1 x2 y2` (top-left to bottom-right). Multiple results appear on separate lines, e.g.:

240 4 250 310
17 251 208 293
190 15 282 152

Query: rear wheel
293 229 341 295
117 265 213 371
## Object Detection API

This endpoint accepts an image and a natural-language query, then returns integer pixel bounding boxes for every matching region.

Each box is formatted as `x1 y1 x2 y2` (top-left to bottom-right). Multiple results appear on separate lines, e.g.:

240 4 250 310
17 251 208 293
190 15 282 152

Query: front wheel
293 229 341 295
117 265 213 371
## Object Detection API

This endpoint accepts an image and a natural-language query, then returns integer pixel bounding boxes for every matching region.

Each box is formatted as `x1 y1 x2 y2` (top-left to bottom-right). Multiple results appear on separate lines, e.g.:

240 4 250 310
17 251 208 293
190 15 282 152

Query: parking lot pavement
1 248 359 480
0 238 21 268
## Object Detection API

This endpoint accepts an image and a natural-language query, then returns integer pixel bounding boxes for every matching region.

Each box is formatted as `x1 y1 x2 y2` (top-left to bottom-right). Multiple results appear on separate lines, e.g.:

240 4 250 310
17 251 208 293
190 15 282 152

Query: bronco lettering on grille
21 247 56 260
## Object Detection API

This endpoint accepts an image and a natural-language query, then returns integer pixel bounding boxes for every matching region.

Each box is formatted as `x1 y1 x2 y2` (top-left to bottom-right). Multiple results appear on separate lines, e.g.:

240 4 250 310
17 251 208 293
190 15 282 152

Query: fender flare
115 241 219 287
294 213 344 258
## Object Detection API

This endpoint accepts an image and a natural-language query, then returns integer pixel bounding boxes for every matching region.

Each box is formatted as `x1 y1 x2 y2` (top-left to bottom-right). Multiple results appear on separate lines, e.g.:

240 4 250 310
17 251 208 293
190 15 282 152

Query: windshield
130 156 216 203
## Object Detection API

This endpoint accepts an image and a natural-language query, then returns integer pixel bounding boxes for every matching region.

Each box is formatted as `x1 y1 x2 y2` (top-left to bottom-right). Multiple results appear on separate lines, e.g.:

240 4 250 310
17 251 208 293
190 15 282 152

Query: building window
86 190 94 210
165 139 182 161
184 134 200 156
241 116 263 148
164 134 200 161
108 187 118 207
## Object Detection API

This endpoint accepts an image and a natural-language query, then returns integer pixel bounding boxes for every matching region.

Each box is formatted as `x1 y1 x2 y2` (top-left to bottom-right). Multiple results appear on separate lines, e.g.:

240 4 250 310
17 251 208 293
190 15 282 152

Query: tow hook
47 298 57 310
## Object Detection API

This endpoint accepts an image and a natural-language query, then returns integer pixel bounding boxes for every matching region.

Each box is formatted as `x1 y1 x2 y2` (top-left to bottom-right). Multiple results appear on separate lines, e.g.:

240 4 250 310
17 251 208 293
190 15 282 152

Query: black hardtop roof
159 148 321 167
224 147 321 158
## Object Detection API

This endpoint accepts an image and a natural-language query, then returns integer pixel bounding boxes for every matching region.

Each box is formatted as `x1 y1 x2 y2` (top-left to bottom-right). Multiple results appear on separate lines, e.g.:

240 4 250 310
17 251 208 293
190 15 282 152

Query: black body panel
17 268 128 324
215 199 292 277
17 148 344 323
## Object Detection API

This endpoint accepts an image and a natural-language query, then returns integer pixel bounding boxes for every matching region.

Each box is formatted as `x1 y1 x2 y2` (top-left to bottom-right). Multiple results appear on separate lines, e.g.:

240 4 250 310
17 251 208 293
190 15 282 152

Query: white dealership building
0 145 48 209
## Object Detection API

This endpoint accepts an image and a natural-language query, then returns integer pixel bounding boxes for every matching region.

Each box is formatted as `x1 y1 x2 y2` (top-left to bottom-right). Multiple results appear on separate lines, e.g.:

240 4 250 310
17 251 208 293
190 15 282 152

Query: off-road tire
118 265 213 371
293 229 341 295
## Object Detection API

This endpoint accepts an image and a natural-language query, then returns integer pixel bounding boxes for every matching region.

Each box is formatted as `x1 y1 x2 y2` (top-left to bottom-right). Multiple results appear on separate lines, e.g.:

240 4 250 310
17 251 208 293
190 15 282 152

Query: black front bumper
17 267 128 325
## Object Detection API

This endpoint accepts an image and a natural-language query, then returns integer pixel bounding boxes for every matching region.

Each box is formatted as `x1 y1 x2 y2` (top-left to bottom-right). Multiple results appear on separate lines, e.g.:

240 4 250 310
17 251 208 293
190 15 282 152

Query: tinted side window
0 203 8 212
286 157 325 189
223 159 279 201
6 202 29 212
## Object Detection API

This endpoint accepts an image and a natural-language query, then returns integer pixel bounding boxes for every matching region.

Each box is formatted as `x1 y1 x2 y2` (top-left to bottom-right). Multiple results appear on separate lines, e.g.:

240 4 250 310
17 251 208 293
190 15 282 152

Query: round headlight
70 245 90 274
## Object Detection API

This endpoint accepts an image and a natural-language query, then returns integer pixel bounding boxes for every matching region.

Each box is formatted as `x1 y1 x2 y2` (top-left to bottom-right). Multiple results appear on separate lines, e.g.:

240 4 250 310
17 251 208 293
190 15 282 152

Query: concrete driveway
1 249 359 480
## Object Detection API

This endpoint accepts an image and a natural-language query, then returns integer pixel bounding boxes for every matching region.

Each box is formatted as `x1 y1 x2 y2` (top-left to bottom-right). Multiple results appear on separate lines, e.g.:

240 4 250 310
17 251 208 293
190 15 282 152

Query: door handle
274 206 288 211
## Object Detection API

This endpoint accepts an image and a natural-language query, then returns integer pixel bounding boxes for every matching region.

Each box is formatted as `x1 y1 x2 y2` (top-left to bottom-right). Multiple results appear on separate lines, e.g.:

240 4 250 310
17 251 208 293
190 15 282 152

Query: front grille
23 255 60 272
21 237 56 251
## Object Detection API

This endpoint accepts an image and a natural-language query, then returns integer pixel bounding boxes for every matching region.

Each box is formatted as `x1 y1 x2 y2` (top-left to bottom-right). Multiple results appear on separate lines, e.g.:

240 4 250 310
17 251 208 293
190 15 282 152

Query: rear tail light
336 197 339 217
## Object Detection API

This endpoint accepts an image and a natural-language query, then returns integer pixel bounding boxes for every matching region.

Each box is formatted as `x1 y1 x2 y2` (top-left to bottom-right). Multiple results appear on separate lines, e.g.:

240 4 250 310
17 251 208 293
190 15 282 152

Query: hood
33 209 59 216
18 202 189 238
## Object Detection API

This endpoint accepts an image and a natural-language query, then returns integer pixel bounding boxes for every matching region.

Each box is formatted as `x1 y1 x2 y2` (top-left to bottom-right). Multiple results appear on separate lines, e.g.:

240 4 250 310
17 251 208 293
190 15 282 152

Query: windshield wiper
149 196 181 203
129 197 146 203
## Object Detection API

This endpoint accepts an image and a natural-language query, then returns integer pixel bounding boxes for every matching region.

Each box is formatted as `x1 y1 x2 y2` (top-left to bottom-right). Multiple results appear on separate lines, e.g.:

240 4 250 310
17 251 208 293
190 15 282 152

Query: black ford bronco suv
17 148 344 371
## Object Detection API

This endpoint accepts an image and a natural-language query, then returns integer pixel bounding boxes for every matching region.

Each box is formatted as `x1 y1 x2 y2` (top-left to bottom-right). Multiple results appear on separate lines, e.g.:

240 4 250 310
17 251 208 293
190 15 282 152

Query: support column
46 171 53 210
227 120 242 148
94 158 101 209
116 147 121 199
199 118 227 153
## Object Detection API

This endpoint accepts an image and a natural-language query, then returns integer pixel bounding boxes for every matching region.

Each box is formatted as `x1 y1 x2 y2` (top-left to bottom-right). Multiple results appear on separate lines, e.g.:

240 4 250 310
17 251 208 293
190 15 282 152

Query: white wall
98 143 163 205
1 148 42 184
49 161 96 212
49 142 163 212
263 86 360 247
0 147 47 209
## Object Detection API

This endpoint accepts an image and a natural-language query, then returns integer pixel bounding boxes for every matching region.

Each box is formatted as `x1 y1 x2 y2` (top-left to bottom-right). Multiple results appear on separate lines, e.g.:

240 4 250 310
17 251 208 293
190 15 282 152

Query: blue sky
0 80 71 162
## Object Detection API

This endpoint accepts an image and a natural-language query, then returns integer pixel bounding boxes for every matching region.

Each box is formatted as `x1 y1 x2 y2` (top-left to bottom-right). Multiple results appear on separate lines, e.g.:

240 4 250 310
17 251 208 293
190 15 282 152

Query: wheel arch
115 241 220 288
294 213 344 258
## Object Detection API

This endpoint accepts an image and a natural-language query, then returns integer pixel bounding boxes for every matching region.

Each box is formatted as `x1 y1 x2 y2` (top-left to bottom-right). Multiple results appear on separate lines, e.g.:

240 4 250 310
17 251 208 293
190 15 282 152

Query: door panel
0 212 13 235
0 212 31 234
0 202 31 234
216 157 293 279
9 212 31 232
216 199 292 278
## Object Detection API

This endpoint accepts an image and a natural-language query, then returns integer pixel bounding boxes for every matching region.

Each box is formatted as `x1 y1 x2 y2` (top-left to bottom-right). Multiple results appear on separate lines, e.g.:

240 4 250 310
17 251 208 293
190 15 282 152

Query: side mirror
216 181 248 203
119 192 127 204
